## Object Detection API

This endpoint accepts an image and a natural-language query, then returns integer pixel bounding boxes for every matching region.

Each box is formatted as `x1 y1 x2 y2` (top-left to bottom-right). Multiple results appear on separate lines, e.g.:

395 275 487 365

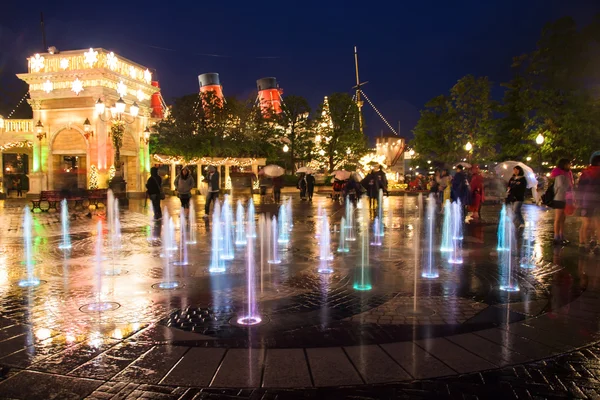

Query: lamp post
96 97 139 201
35 120 46 190
465 141 473 163
535 133 544 174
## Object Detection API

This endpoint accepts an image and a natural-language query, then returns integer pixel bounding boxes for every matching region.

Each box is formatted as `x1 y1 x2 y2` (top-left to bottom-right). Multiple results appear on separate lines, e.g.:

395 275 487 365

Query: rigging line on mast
360 90 397 135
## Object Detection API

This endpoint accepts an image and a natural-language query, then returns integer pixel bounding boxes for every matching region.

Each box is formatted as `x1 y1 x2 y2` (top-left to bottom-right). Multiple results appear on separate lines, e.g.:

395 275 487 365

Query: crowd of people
146 152 600 255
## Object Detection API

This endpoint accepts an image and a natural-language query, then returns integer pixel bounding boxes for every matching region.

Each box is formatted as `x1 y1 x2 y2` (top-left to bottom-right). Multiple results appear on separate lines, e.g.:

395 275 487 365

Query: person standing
506 166 526 227
451 165 470 207
361 169 382 208
297 173 307 200
305 173 316 202
374 165 388 195
578 153 600 253
15 176 23 197
551 158 573 245
439 169 452 205
272 175 283 203
174 167 195 212
146 167 163 220
469 165 485 221
204 166 220 218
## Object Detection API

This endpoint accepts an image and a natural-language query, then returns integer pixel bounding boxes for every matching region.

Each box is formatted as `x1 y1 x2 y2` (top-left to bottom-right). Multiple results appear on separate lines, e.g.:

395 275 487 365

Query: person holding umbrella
506 166 526 227
305 172 316 202
203 166 220 218
469 165 485 221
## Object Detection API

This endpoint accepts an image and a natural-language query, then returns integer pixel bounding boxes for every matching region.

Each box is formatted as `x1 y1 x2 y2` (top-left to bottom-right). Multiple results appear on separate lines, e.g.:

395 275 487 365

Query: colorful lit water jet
58 199 72 250
235 200 247 246
375 189 384 237
18 206 40 287
268 215 281 264
337 216 349 253
440 200 452 252
345 197 356 241
237 216 262 326
318 215 333 273
220 195 235 260
448 200 463 264
186 202 197 244
422 194 439 278
520 219 536 269
498 205 519 291
277 204 290 244
86 221 118 309
209 201 226 273
173 208 190 266
370 218 383 246
246 198 257 239
354 198 372 291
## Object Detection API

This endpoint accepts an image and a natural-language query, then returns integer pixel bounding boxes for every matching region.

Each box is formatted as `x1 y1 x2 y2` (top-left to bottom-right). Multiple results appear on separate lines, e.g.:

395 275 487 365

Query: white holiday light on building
84 48 98 66
106 52 118 70
30 54 45 72
43 80 53 93
71 78 84 95
60 58 69 70
144 69 152 84
136 89 145 102
129 66 137 79
116 80 127 97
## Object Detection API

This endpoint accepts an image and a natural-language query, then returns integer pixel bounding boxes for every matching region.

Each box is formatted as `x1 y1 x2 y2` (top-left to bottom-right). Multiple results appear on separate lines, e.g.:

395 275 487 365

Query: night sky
1 0 599 142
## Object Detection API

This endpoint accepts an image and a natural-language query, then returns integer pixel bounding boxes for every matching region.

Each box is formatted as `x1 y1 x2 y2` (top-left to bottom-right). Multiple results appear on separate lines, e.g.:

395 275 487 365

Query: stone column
170 162 176 191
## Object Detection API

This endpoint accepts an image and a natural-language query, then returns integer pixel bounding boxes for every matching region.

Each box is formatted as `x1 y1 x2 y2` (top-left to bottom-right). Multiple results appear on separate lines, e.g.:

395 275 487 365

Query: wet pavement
0 194 599 399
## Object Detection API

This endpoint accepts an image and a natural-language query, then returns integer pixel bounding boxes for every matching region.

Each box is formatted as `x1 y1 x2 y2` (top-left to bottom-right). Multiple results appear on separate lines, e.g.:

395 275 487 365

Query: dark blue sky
1 0 598 140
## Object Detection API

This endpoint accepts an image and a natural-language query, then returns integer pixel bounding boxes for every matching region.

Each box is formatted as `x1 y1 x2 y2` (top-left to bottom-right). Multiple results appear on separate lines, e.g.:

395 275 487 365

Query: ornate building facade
0 48 160 197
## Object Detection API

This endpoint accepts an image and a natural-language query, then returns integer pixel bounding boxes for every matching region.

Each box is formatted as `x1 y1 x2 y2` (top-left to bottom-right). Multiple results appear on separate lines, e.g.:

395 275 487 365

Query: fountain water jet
220 195 234 260
440 200 452 252
422 194 439 278
86 221 118 309
337 217 349 253
318 215 334 273
186 202 197 244
277 204 290 244
209 201 226 273
520 220 536 269
235 200 247 246
448 200 463 264
370 218 383 246
18 206 40 287
375 189 384 237
157 214 181 289
247 199 257 239
58 199 72 250
173 208 190 266
345 198 356 241
237 217 262 325
354 198 372 290
268 215 281 264
498 205 519 291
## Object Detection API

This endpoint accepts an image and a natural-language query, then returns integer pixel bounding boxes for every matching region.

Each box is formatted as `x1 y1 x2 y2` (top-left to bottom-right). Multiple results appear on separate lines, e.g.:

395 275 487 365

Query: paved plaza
0 194 599 399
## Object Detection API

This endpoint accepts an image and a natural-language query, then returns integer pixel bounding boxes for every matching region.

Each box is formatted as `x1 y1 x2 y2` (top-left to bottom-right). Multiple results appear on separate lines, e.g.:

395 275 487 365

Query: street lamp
35 120 46 141
535 133 544 174
83 118 94 139
141 126 151 145
282 144 289 153
465 141 473 163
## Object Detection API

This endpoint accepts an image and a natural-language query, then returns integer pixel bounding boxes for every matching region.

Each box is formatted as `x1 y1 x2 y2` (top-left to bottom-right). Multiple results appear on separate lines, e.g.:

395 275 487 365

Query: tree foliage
412 75 496 165
313 93 367 172
277 95 313 173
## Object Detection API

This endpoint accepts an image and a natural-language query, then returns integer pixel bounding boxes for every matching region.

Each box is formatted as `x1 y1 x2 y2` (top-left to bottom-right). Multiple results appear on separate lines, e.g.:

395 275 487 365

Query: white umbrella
330 170 352 180
296 167 314 174
456 162 472 169
494 161 538 189
262 164 285 177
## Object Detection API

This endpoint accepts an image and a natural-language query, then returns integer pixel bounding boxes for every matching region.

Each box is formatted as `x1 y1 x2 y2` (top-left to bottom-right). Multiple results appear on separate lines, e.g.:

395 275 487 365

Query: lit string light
6 92 30 118
0 140 33 152
153 154 258 167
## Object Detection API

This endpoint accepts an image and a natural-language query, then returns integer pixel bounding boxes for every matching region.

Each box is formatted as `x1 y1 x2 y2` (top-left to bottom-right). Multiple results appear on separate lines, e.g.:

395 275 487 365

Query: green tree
500 16 600 163
412 75 496 165
313 93 366 172
278 95 313 173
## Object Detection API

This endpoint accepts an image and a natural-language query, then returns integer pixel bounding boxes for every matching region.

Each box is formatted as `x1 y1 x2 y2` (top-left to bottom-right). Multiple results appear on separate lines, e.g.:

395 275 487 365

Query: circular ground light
79 302 120 313
152 281 183 290
229 315 269 327
396 305 436 317
17 279 46 288
499 285 520 292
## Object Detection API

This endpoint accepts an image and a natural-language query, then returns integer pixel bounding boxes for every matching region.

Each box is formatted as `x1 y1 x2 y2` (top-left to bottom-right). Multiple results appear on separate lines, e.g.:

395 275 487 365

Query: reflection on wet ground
0 194 597 396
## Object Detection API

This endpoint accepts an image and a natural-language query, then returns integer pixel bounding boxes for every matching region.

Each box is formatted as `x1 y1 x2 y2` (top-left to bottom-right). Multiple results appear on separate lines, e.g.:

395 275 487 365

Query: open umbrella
494 161 538 188
296 166 314 174
262 164 285 177
456 162 472 169
330 170 352 180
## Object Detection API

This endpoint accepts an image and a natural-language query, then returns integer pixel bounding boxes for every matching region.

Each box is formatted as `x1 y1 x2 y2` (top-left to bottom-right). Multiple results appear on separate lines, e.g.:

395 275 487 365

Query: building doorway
52 155 87 191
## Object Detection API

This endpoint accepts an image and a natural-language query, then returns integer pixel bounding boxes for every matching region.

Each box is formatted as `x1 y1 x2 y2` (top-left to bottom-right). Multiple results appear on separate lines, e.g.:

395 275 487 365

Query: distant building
375 134 405 180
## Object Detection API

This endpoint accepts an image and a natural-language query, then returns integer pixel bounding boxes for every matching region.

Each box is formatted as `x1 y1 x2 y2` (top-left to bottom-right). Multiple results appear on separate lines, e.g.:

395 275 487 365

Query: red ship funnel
150 81 163 118
198 73 224 105
257 77 283 116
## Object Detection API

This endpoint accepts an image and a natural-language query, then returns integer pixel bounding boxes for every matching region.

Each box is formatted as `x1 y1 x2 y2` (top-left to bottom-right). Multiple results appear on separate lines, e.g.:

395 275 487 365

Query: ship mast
354 46 364 135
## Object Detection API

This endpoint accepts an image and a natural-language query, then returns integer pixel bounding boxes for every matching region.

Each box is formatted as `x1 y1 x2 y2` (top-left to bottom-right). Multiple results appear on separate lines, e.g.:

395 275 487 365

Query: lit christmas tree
311 96 333 171
89 164 99 189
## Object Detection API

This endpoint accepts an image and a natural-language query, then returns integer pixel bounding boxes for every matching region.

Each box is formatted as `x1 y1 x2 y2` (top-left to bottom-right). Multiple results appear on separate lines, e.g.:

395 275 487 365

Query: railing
2 119 34 133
